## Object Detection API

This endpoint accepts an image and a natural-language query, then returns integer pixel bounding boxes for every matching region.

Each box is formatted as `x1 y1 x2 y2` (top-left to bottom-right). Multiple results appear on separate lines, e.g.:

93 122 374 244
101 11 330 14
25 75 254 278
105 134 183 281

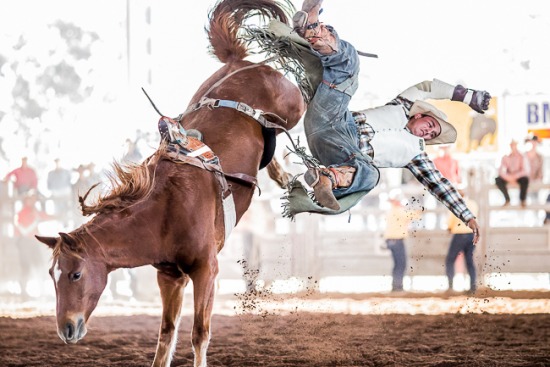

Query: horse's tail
207 0 292 63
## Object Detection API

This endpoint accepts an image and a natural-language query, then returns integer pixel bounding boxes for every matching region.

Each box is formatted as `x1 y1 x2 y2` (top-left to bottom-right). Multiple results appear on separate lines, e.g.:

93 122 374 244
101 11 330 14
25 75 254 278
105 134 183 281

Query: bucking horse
35 0 305 366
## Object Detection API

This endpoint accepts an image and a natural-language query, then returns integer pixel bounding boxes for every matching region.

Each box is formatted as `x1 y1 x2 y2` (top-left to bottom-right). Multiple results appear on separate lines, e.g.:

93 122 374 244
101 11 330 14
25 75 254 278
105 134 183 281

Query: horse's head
36 232 109 344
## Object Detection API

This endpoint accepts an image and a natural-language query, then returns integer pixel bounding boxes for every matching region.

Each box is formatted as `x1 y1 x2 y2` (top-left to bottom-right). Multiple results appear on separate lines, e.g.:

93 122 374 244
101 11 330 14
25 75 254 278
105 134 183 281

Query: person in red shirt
432 145 463 228
4 157 38 197
433 145 462 185
13 192 49 299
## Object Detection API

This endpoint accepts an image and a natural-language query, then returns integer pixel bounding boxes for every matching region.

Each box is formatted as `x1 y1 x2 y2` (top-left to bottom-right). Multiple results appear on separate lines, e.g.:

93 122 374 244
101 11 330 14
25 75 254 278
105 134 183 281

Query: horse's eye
70 272 82 282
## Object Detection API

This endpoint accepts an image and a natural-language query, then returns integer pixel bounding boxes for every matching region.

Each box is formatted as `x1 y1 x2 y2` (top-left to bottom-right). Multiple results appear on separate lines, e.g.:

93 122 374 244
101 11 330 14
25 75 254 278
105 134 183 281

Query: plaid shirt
352 111 375 158
352 97 474 224
406 152 474 223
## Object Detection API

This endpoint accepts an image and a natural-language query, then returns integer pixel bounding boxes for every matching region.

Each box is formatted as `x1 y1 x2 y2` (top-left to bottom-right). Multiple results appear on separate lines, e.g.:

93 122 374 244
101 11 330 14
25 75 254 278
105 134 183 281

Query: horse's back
189 60 304 130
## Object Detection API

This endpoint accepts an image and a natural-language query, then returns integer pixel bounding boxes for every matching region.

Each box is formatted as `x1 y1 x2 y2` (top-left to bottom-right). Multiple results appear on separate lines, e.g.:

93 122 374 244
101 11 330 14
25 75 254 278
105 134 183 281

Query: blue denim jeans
304 79 380 198
445 233 476 291
386 239 407 291
304 42 379 198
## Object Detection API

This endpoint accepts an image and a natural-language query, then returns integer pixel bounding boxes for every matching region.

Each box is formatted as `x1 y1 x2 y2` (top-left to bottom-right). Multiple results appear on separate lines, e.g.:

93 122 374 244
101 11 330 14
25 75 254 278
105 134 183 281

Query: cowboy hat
409 100 457 145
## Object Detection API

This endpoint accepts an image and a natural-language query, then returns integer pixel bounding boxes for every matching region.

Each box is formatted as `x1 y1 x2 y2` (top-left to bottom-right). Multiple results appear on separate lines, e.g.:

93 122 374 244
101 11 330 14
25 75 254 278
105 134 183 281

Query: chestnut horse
35 1 304 366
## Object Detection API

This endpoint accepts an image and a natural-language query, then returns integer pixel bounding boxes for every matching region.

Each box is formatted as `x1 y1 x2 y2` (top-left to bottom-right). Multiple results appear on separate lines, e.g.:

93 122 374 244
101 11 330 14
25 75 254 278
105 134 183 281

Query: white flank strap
223 193 237 240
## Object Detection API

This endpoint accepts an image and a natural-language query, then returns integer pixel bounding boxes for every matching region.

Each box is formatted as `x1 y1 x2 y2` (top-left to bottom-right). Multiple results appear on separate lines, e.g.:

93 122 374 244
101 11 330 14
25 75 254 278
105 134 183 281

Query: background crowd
1 123 550 301
0 132 154 300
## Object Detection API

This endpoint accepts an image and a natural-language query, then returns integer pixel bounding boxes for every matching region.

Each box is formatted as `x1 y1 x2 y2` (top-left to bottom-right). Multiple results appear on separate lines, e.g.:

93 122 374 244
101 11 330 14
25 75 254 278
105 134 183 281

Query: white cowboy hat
409 100 457 145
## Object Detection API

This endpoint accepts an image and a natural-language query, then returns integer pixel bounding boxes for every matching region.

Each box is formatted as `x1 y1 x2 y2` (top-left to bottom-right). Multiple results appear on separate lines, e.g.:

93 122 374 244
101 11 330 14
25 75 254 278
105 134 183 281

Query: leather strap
165 150 257 192
184 97 287 132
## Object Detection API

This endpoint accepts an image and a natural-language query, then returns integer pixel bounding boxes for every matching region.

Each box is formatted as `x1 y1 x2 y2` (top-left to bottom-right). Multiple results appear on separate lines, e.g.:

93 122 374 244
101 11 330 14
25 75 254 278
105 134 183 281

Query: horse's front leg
152 270 189 367
190 256 218 367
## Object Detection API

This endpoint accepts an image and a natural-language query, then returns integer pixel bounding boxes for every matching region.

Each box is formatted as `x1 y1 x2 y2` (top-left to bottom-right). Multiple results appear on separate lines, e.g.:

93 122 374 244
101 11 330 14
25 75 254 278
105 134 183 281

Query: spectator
525 135 544 217
86 162 101 187
446 189 479 294
236 170 276 292
72 163 102 226
433 145 462 185
525 135 550 224
13 192 50 299
47 158 72 219
238 204 261 293
123 138 142 164
73 164 89 198
383 191 420 292
3 156 38 197
433 145 462 227
495 140 529 208
525 135 543 187
525 135 544 207
71 165 85 222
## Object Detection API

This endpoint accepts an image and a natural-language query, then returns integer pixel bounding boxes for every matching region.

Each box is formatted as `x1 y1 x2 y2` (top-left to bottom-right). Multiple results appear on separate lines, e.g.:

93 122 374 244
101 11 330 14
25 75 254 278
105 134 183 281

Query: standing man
4 156 38 197
47 158 73 221
13 192 50 299
446 189 479 294
383 192 420 292
433 145 462 227
433 145 462 185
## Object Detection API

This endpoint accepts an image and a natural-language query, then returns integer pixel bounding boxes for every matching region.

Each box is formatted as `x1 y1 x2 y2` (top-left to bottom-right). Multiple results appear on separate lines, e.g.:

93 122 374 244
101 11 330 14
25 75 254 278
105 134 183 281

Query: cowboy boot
304 166 356 210
301 0 324 13
304 167 340 210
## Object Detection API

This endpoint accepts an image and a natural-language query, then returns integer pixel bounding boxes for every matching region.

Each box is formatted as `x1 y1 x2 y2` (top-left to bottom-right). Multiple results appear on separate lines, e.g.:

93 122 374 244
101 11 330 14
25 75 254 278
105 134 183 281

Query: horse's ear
35 235 58 249
59 232 79 251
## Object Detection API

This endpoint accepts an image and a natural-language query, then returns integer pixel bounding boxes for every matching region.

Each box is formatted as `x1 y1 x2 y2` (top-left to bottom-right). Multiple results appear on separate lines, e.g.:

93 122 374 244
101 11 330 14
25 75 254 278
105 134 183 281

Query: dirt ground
0 292 549 367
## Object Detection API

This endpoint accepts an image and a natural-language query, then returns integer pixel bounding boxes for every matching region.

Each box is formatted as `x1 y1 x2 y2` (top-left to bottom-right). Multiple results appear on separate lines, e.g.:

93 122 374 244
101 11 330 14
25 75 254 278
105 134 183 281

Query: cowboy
292 0 490 243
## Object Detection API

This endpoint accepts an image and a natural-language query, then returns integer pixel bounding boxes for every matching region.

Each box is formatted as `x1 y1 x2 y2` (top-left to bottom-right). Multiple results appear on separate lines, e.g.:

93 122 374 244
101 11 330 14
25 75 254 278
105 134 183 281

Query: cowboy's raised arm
398 79 491 114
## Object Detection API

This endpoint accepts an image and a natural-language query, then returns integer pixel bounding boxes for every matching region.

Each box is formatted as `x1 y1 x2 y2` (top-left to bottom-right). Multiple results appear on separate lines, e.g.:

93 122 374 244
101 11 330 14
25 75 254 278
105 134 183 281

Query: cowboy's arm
398 79 455 102
386 79 454 115
407 153 481 243
406 152 475 224
399 79 491 114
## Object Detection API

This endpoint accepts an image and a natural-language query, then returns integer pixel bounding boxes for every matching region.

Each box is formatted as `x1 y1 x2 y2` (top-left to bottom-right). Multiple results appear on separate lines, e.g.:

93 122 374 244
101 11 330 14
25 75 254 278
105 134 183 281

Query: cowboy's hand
470 89 491 113
467 218 481 245
452 85 491 114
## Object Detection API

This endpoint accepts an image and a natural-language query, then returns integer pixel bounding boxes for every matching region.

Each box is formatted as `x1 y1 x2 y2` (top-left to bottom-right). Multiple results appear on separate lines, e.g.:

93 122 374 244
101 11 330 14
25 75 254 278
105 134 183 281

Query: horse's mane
79 145 168 216
51 232 86 260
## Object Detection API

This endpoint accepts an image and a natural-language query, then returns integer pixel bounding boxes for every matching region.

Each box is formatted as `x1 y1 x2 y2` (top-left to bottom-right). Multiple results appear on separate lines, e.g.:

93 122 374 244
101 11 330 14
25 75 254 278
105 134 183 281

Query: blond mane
79 145 167 216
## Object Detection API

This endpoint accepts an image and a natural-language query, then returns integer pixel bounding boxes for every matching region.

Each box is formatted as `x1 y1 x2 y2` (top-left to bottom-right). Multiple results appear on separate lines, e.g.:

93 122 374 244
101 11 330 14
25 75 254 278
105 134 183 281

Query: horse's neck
82 217 158 269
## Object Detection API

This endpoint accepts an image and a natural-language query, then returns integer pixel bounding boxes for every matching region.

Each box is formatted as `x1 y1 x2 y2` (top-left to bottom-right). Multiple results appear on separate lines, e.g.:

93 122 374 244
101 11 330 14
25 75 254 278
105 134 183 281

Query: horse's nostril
65 322 75 340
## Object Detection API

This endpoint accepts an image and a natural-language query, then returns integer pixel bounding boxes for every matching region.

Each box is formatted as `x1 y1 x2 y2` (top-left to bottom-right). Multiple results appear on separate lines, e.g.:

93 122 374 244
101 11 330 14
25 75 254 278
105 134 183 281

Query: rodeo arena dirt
2 0 550 366
0 289 549 366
